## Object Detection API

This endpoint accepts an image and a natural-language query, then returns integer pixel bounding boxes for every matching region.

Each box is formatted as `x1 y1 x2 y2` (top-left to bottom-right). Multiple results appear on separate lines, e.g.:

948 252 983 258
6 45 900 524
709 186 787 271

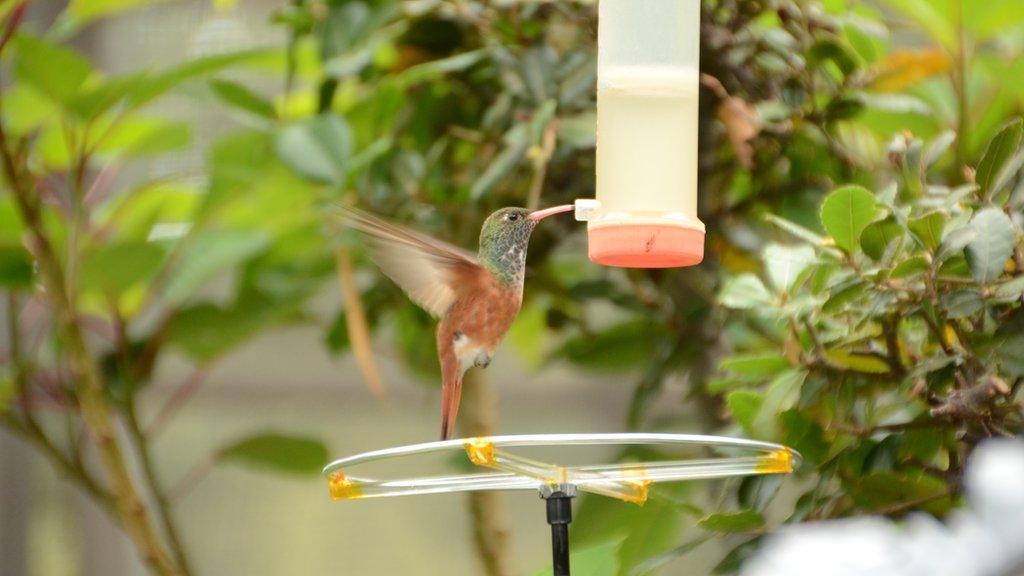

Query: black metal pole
541 484 577 576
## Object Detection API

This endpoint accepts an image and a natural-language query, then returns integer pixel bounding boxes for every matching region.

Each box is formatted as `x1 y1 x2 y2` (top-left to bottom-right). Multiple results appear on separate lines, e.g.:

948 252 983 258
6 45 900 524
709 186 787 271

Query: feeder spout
528 204 575 221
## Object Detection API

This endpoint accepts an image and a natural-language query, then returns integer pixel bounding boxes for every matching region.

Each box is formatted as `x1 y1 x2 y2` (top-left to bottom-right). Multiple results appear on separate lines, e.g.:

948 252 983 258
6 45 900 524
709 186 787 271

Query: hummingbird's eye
506 213 520 222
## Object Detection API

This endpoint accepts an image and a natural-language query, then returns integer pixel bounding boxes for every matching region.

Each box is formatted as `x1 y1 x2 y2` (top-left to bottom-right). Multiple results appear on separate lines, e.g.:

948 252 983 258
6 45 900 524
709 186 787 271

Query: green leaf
751 369 806 437
533 541 619 576
167 292 302 363
318 2 401 77
392 49 489 87
779 410 829 465
848 471 948 512
210 79 276 119
571 493 652 548
764 214 827 246
13 36 92 104
738 475 783 511
823 281 867 312
936 225 978 263
720 355 791 378
994 314 1024 377
80 242 164 299
275 114 352 185
471 124 528 200
763 244 817 293
698 510 765 534
712 537 762 575
907 211 946 250
992 276 1024 303
965 208 1015 283
727 391 763 434
820 185 879 253
0 199 25 243
98 118 191 157
529 99 558 144
394 305 440 381
965 0 1024 39
941 289 984 319
556 111 596 149
719 274 772 310
218 433 328 475
325 310 356 355
885 0 955 49
161 230 270 305
67 72 149 120
898 428 944 462
506 301 549 368
923 130 956 168
555 321 666 373
127 49 271 111
3 83 61 137
824 350 890 373
991 151 1024 198
808 39 857 75
0 245 33 288
860 217 903 260
0 375 14 413
61 0 166 29
617 500 681 576
319 2 374 59
890 255 930 278
101 180 199 242
825 96 865 121
976 118 1023 195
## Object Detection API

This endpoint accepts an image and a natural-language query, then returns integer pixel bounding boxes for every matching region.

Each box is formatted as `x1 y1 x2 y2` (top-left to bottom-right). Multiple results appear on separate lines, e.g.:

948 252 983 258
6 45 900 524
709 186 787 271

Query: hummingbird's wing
336 206 482 318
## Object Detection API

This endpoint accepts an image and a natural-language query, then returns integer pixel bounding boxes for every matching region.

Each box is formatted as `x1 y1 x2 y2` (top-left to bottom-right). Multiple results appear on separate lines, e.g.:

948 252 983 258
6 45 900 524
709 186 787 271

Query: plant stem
335 248 386 397
126 408 195 576
8 291 26 394
882 316 905 377
0 105 182 575
526 118 557 210
953 2 970 172
167 455 215 502
459 369 514 576
147 370 209 437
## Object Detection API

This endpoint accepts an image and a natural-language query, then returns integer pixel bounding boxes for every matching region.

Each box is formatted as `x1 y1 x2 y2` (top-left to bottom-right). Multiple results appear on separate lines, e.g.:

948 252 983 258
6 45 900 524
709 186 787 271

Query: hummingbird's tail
439 375 463 441
438 332 463 441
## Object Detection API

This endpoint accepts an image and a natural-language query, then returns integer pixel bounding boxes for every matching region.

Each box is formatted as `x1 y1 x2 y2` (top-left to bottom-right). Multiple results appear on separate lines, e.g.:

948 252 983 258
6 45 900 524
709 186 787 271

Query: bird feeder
324 433 799 576
577 0 704 268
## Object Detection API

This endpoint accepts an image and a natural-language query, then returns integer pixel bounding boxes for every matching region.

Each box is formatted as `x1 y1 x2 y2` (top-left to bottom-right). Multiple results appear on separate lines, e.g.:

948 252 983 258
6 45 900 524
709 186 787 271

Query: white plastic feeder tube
584 0 705 268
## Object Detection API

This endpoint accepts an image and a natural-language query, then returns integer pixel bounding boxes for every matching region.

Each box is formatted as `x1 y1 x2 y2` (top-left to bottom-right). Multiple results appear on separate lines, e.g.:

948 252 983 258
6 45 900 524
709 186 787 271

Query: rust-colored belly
443 279 522 350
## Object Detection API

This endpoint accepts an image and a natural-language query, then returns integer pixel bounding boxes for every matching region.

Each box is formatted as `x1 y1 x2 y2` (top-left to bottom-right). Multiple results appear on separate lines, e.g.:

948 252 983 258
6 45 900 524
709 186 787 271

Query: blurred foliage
1 0 1024 575
716 121 1024 566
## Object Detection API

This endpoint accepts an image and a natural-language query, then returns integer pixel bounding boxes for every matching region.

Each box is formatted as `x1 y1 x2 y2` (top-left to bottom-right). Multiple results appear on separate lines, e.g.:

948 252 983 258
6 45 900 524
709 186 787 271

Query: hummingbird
337 204 574 440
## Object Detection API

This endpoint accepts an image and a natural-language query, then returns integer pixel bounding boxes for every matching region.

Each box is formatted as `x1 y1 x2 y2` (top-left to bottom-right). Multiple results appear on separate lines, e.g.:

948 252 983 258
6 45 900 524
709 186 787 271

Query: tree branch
526 118 557 210
0 100 183 575
882 316 906 378
459 370 515 576
126 407 195 576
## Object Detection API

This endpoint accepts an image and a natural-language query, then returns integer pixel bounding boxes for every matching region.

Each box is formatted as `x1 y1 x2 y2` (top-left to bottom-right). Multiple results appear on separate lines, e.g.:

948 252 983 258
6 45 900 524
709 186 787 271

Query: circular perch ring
323 433 800 505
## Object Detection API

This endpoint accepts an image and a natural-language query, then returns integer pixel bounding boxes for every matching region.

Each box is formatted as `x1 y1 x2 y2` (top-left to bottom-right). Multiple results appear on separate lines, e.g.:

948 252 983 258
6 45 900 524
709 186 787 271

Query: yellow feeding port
464 438 497 466
328 471 363 501
755 449 795 474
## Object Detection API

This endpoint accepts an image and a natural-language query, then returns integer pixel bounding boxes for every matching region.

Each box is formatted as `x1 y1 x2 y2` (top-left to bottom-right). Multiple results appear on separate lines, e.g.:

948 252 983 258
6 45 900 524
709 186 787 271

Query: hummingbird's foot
473 351 492 369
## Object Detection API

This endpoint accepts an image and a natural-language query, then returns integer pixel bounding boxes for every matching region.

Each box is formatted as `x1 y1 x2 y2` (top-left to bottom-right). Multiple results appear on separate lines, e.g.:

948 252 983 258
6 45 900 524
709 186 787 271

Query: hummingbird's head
478 207 538 285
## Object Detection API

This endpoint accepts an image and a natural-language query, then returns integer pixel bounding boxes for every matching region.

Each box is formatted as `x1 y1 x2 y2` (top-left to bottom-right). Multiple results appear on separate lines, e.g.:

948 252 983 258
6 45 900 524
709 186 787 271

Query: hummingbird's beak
528 204 574 222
